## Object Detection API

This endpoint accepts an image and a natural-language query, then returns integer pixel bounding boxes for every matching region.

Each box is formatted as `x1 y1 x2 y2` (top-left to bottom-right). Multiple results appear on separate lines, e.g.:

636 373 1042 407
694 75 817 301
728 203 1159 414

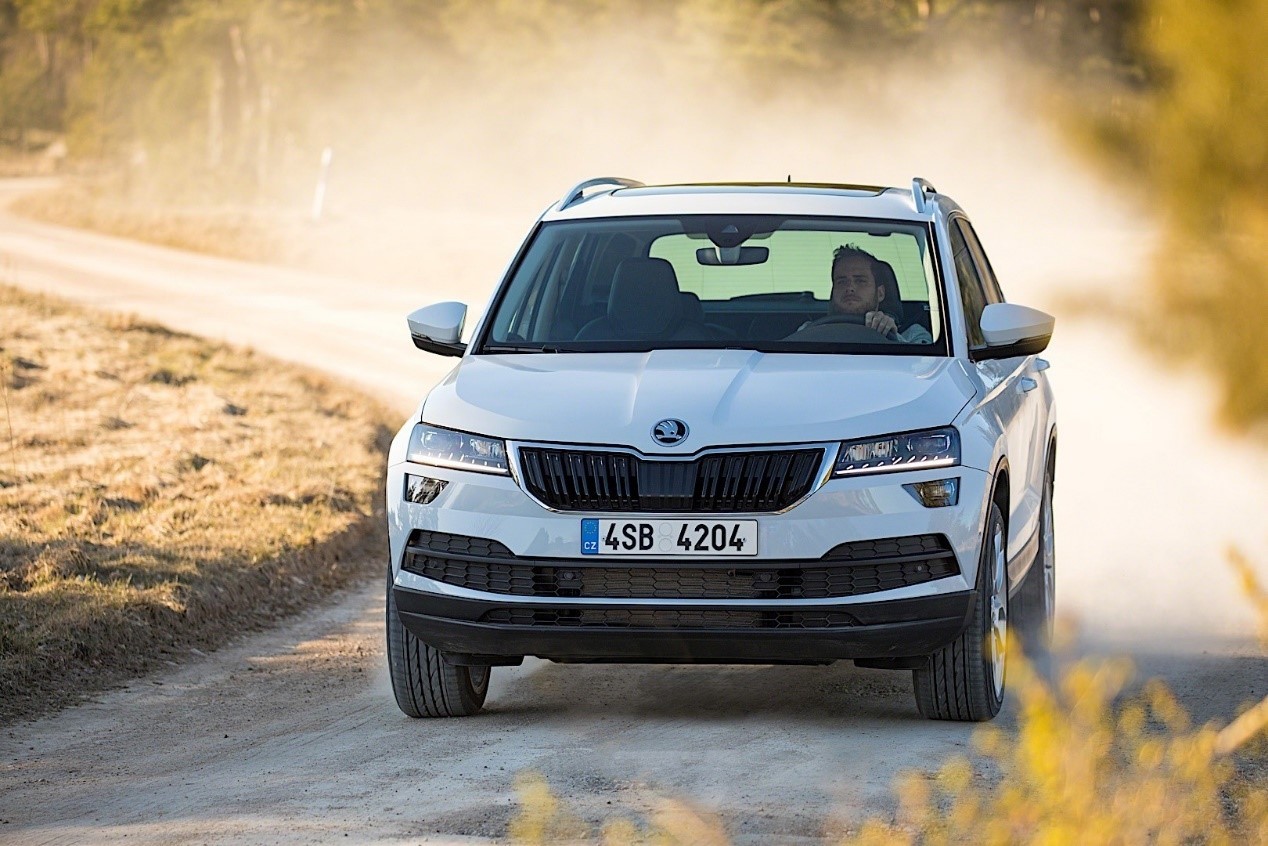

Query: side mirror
972 303 1054 361
407 302 468 357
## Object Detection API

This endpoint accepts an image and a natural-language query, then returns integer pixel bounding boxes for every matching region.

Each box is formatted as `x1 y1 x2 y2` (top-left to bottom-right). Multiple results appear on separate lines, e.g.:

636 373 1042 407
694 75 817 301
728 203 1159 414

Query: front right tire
913 499 1008 721
386 569 490 717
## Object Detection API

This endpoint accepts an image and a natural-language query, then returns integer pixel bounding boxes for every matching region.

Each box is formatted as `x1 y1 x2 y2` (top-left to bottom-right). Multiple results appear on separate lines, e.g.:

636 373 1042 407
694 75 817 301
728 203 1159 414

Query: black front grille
479 608 859 629
517 447 824 512
403 531 957 600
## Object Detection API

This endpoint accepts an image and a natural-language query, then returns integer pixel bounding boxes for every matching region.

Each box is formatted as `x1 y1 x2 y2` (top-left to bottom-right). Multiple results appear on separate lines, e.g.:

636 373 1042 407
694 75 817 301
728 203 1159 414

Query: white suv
386 178 1057 722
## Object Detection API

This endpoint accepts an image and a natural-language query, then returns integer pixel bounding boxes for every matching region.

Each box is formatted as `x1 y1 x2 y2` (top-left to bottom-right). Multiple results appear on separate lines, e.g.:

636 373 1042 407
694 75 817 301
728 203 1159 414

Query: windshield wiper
481 344 578 354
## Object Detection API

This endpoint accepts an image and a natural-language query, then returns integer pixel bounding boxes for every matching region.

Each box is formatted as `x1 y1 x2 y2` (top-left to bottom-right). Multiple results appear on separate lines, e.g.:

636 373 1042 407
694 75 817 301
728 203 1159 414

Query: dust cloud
298 29 1153 314
282 23 1262 651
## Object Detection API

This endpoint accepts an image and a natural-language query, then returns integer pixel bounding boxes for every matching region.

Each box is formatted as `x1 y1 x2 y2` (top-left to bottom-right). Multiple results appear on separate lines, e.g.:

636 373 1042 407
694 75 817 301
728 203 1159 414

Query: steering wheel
802 313 897 340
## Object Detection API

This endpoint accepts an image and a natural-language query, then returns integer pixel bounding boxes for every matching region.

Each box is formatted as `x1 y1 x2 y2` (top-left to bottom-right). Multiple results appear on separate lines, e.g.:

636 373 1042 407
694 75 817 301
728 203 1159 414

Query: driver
828 245 933 343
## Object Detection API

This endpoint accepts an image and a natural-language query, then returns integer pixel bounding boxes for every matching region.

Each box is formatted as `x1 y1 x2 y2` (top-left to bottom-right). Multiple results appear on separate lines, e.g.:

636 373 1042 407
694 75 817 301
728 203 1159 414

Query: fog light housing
404 474 448 505
903 478 959 508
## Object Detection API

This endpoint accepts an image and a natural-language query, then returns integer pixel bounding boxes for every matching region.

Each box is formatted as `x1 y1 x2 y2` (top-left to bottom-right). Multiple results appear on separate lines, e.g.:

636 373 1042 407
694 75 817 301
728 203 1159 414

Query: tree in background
66 0 360 200
1080 0 1268 429
0 0 94 148
4 1 1141 193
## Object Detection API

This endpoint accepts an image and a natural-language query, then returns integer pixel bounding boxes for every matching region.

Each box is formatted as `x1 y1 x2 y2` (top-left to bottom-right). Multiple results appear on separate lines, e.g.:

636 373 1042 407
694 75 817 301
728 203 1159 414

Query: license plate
580 519 758 556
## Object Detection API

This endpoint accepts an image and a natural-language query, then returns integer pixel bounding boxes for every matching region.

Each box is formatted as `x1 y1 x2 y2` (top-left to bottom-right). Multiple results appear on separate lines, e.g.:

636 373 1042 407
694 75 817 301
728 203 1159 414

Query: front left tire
386 569 490 717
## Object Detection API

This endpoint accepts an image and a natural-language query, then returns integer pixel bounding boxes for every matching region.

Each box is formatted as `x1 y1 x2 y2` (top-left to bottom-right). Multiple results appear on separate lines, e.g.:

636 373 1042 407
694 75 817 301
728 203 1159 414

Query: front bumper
386 450 992 665
393 586 974 663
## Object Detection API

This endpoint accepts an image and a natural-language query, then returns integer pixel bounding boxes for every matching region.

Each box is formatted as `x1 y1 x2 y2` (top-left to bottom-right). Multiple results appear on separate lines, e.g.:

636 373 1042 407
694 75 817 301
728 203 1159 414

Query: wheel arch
989 457 1029 596
990 457 1011 519
1046 425 1058 482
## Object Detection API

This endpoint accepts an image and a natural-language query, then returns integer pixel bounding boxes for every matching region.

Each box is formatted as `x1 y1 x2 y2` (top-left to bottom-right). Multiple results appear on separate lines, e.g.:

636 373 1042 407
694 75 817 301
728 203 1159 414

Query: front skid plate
393 586 974 664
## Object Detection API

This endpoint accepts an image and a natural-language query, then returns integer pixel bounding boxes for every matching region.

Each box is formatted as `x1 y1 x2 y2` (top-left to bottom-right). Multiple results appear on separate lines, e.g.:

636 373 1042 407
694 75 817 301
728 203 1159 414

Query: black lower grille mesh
479 608 859 629
517 446 824 512
404 531 957 600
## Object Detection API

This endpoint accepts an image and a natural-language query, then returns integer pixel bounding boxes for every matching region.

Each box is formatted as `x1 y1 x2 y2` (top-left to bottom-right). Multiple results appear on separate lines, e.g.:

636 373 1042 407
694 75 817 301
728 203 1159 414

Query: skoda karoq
386 178 1057 722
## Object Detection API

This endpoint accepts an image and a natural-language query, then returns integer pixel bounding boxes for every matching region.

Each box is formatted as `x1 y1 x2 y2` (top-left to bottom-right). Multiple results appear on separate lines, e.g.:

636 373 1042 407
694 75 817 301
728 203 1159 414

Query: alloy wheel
987 521 1008 699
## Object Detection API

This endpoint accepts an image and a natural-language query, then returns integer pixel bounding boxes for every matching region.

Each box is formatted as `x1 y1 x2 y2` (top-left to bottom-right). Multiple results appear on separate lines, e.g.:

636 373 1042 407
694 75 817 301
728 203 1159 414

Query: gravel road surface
1 178 1264 844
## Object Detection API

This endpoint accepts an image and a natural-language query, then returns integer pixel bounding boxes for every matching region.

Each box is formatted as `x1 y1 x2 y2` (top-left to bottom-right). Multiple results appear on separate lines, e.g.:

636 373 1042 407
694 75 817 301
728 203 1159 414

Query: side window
959 220 1005 304
949 220 989 348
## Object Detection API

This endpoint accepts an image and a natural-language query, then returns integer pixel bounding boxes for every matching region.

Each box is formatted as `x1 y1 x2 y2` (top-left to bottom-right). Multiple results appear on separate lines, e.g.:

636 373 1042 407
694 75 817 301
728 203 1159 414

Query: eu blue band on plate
580 519 600 555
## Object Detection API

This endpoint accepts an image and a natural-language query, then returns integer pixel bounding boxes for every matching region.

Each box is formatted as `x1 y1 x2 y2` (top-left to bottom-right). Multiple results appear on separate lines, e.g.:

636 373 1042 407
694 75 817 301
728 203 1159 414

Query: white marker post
311 146 334 222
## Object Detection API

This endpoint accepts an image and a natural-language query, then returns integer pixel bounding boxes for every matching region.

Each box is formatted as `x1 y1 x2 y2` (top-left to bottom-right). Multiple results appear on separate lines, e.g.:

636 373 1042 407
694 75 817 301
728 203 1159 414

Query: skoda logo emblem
652 418 689 446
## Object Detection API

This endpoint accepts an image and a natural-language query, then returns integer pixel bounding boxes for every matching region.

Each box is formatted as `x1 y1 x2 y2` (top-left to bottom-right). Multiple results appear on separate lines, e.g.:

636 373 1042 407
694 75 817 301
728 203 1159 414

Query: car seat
680 291 739 340
872 258 906 327
575 258 711 341
575 234 640 328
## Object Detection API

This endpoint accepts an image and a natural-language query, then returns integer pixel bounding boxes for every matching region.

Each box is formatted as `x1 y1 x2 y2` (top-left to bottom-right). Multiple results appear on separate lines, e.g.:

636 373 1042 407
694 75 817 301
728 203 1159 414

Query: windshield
478 215 947 355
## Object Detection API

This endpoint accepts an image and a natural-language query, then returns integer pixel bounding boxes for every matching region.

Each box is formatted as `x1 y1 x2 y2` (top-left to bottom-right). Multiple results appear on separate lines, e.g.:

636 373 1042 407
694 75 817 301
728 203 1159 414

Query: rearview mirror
696 246 769 266
972 303 1054 361
407 301 468 357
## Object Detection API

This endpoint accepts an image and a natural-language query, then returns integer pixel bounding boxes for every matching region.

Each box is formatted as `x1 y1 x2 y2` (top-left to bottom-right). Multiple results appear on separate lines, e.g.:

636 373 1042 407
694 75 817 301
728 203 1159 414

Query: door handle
1020 377 1038 393
1035 358 1051 372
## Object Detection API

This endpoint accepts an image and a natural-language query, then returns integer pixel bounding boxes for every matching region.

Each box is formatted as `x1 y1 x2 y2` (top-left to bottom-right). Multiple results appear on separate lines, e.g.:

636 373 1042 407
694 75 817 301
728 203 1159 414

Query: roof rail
559 177 644 210
911 177 937 213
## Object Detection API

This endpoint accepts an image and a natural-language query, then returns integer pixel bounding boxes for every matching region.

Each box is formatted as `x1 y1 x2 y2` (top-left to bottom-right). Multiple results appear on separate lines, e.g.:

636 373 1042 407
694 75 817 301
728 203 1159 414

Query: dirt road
1 179 1265 844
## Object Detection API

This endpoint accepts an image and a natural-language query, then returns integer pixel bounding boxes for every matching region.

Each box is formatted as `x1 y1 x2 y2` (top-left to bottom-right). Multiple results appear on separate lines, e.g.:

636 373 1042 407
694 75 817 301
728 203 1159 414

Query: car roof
541 180 962 223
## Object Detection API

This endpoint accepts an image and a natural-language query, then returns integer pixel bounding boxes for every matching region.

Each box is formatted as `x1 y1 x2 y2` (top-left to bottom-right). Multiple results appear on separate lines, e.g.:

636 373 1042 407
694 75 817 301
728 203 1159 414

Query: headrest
608 258 683 337
588 234 641 305
872 259 905 324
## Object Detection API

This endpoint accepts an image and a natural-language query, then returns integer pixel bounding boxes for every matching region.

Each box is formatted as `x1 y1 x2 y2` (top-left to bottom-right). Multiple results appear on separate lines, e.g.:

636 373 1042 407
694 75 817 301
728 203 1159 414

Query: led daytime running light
834 427 960 476
406 423 508 474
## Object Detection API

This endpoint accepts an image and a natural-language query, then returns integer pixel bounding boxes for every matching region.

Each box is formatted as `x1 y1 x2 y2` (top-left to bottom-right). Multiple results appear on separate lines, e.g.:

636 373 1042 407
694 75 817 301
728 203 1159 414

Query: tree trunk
256 43 273 195
228 24 255 181
208 60 225 170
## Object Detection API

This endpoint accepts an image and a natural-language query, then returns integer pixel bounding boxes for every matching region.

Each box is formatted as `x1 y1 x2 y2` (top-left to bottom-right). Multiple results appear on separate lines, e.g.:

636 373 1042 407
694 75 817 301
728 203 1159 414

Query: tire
913 499 1008 721
1017 459 1056 656
386 569 490 717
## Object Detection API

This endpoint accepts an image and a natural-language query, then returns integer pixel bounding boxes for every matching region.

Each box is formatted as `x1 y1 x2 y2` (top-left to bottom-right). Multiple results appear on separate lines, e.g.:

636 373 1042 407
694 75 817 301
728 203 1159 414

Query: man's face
831 256 884 315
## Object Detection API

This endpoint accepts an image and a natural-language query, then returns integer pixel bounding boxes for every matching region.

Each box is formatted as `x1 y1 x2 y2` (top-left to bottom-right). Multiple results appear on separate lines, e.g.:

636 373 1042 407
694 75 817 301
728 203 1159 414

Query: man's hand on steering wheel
864 310 898 338
803 312 899 340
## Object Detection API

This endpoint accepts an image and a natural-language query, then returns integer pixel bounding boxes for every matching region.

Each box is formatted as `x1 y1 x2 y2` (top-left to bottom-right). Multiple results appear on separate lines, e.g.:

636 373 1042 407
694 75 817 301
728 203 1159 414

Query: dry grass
0 284 393 725
0 155 55 179
11 180 287 264
0 137 66 178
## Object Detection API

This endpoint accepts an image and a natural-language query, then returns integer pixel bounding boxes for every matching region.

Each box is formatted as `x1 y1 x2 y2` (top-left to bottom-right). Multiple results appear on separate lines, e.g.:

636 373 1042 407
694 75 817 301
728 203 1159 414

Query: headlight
406 423 508 475
833 427 960 476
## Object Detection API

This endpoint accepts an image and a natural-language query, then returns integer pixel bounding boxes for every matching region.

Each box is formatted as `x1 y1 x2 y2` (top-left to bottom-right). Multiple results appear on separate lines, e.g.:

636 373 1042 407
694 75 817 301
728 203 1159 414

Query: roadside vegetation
1063 0 1268 432
0 284 392 724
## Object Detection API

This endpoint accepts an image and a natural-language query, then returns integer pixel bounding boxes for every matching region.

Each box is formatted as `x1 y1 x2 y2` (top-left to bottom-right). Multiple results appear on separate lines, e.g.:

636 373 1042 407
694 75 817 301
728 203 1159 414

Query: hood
422 350 976 454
